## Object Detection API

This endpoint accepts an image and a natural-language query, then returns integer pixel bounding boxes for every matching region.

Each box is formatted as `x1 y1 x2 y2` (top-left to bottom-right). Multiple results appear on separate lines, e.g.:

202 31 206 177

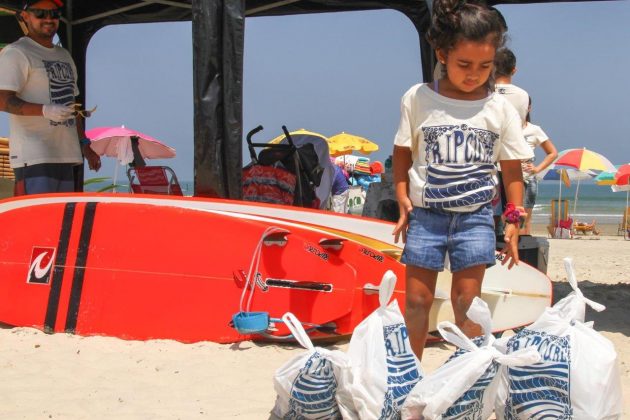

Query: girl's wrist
502 202 526 227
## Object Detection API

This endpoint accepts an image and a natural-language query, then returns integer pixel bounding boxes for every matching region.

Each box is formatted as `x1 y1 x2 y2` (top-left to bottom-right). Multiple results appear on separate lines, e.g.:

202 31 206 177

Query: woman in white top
521 97 558 234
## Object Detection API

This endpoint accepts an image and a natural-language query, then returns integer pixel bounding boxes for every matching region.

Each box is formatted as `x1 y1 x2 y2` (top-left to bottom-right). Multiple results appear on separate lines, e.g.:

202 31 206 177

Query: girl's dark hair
426 0 506 52
526 96 532 123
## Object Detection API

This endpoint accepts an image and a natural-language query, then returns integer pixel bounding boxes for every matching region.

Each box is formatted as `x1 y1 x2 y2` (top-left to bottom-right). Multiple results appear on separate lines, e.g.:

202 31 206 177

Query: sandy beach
1 223 628 419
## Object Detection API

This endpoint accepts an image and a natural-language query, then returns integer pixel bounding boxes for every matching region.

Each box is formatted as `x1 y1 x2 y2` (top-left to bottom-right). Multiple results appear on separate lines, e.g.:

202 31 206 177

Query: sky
1 1 630 184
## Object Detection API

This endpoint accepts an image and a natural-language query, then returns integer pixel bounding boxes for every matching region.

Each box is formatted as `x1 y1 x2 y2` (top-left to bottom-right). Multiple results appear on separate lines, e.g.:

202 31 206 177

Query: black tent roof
0 0 605 197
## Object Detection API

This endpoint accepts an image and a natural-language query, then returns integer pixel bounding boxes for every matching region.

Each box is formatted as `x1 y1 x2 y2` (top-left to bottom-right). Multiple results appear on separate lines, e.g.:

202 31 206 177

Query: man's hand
83 145 101 171
42 104 74 122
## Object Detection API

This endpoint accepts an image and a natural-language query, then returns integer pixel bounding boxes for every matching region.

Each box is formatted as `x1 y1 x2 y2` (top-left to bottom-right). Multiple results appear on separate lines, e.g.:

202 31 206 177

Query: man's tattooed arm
0 90 42 116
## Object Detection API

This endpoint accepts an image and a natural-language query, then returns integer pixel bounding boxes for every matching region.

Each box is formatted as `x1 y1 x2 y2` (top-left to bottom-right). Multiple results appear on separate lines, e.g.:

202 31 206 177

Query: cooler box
496 235 549 274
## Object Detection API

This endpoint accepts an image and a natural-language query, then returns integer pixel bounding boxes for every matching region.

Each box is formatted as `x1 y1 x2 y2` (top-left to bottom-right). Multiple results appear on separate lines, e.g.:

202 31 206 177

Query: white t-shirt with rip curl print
394 83 533 212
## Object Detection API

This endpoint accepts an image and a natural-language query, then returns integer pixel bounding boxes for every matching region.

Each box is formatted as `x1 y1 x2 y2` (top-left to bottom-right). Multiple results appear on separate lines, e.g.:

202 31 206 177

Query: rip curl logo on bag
285 352 340 418
442 336 498 419
504 330 572 419
380 323 421 419
27 247 56 284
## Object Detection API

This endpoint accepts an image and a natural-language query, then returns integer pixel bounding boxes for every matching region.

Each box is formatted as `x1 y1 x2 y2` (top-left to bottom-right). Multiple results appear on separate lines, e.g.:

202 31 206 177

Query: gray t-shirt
0 37 82 168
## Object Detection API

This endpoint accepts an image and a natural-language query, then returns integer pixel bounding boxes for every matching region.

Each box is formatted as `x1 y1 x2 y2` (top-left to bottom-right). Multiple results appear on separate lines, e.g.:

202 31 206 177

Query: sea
532 181 628 225
85 179 628 226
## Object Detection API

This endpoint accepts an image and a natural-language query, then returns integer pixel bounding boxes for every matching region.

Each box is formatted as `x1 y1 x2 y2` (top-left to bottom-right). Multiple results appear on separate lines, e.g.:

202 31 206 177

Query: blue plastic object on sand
232 311 270 334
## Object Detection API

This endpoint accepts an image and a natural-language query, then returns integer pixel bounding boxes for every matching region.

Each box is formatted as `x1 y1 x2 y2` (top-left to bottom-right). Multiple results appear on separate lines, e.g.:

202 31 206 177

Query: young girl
392 0 534 359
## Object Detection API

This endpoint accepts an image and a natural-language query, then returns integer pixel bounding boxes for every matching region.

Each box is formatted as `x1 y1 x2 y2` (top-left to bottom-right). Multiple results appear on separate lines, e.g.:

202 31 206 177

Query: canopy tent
0 0 604 198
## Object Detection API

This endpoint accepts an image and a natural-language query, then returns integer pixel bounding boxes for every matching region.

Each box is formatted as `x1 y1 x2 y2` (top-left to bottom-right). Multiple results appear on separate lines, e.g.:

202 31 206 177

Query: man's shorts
401 204 496 272
14 163 77 196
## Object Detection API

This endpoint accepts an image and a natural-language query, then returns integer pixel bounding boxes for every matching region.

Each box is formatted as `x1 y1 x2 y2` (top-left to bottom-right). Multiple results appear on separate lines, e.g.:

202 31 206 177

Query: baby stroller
243 125 324 208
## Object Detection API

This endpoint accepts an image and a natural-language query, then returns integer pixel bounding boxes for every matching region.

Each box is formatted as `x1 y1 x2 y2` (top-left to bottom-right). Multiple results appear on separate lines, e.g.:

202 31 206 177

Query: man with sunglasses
0 0 100 196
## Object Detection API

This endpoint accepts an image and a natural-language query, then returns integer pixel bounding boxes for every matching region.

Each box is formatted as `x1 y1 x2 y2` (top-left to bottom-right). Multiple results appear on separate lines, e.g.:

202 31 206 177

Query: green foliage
83 177 125 192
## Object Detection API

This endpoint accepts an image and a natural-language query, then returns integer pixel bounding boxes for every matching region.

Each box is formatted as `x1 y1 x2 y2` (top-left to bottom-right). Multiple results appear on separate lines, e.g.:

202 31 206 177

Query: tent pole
558 170 562 229
573 177 580 219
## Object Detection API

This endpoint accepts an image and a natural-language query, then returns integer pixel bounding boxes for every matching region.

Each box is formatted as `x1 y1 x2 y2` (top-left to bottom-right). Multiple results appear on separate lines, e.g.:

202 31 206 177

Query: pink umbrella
86 126 176 164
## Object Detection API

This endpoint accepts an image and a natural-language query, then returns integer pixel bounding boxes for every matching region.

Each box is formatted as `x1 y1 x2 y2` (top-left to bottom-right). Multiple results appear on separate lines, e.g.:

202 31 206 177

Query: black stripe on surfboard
65 202 97 333
44 202 76 333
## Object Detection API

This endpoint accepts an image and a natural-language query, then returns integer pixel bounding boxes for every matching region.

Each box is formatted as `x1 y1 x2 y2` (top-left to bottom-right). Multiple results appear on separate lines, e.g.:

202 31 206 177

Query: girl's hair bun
426 0 506 52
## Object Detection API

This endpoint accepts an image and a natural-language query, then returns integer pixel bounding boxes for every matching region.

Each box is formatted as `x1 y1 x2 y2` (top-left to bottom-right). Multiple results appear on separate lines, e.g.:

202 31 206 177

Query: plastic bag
272 312 356 419
495 257 623 419
401 297 540 420
347 270 423 419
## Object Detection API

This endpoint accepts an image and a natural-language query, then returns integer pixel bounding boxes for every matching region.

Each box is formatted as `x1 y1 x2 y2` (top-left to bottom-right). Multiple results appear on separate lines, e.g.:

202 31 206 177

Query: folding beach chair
573 220 600 236
547 199 573 239
127 165 184 196
618 207 630 239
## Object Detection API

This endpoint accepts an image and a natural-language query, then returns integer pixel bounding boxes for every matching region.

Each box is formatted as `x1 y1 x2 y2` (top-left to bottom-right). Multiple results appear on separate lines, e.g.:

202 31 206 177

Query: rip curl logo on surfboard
27 247 56 284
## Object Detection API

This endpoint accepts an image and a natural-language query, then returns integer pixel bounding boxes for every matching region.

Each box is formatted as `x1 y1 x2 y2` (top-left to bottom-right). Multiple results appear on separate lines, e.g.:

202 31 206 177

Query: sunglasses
27 8 62 20
72 103 97 118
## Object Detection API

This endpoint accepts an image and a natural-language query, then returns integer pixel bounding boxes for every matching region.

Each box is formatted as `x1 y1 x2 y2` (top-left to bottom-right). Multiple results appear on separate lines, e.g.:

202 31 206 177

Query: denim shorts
523 178 538 209
400 204 496 272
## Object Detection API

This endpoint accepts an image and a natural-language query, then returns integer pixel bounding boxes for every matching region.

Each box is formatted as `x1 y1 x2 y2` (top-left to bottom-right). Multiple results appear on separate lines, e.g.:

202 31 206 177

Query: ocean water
84 179 195 196
533 181 628 225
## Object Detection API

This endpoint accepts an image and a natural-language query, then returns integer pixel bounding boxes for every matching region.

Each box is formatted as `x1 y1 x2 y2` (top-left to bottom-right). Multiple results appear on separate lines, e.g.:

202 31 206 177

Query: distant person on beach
0 0 100 196
392 0 532 359
492 47 530 230
330 160 350 213
521 97 558 235
494 47 529 126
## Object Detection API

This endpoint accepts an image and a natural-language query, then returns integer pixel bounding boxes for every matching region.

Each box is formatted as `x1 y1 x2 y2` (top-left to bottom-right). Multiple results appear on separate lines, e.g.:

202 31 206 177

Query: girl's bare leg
405 265 438 360
451 264 486 338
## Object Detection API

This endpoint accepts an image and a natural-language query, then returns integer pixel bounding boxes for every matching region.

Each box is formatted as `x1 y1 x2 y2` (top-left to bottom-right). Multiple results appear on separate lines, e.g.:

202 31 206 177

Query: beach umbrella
594 166 621 186
552 148 614 218
326 132 379 157
86 126 176 190
86 126 176 163
609 164 630 237
614 164 630 185
267 128 328 145
537 166 593 226
554 148 616 173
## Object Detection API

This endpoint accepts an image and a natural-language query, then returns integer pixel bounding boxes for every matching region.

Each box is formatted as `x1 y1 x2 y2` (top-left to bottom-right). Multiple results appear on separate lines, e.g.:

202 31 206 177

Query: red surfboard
0 194 404 343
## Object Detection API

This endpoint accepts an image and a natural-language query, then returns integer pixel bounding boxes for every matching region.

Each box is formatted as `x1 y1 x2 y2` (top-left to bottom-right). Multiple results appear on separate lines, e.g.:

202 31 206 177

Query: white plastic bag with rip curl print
494 257 623 420
272 312 356 419
347 270 424 419
401 297 540 420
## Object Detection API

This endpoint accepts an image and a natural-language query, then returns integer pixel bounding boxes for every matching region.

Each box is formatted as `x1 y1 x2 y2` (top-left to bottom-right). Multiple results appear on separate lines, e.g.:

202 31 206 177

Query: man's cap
22 0 64 9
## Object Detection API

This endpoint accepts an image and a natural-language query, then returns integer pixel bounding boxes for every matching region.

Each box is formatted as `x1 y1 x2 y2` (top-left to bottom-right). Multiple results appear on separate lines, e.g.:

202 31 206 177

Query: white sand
1 232 629 419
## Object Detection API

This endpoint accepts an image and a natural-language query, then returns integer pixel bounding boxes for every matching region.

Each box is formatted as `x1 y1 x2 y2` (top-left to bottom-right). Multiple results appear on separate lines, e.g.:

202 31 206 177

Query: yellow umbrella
268 128 328 145
327 132 379 157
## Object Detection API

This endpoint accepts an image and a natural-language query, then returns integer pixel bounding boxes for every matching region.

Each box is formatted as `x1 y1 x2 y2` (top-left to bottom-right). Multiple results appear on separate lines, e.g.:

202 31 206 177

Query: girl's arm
392 145 413 243
499 159 524 269
533 140 558 174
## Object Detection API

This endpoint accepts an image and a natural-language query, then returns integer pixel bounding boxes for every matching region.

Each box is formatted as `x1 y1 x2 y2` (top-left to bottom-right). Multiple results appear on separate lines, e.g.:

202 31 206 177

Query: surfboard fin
381 249 402 260
318 238 346 251
263 230 290 247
